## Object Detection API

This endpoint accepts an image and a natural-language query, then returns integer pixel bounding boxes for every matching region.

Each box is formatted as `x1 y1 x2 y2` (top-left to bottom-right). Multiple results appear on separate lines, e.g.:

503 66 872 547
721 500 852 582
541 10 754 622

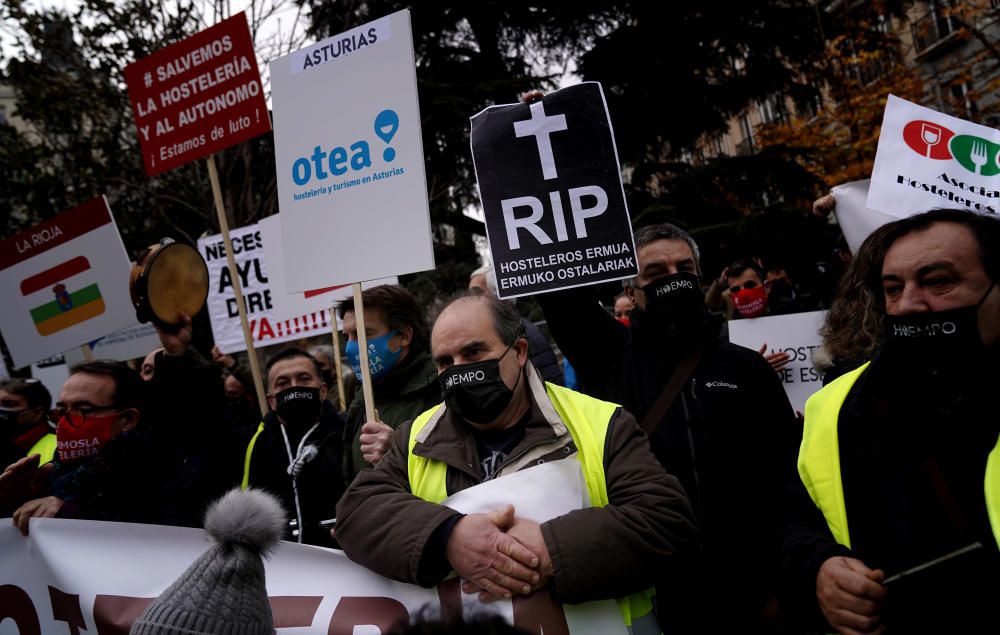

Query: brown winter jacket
335 365 698 604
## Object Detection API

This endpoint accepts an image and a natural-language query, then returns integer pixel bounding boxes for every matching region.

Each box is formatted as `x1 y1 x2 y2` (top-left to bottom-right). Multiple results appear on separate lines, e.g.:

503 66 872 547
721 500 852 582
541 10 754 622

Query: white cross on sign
513 101 568 180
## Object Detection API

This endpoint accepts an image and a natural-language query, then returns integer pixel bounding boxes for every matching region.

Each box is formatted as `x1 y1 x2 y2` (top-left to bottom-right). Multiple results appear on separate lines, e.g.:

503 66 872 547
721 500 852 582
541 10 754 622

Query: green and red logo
903 120 1000 176
21 256 106 336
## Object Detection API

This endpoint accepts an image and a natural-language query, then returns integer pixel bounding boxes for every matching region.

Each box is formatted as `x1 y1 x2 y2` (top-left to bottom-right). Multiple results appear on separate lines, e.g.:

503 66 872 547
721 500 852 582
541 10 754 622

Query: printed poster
470 82 637 299
270 10 435 291
868 94 1000 219
0 197 135 368
198 223 334 353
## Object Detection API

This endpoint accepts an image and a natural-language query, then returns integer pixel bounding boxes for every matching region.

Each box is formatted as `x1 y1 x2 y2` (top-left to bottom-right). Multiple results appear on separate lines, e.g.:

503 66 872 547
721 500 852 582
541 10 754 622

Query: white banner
868 94 1000 219
728 311 827 413
831 179 895 254
257 215 397 321
197 223 334 353
0 462 623 634
270 9 435 292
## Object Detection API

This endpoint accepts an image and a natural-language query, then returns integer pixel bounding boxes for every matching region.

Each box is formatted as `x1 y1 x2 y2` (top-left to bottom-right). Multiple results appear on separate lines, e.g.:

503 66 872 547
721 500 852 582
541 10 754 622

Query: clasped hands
444 504 553 603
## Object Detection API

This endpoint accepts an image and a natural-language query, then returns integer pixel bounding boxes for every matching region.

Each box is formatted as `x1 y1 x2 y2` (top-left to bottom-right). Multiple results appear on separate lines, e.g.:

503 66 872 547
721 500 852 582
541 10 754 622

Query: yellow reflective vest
407 382 658 635
28 432 56 465
799 362 1000 549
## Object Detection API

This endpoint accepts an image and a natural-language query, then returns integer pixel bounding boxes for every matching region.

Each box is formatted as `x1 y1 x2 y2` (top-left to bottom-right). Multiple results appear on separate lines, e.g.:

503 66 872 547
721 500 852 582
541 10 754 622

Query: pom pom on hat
130 488 286 635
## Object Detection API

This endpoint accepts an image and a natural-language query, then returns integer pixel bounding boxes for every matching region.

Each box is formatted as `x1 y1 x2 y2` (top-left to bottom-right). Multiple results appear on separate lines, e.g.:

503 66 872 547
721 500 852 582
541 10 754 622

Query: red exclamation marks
293 317 300 334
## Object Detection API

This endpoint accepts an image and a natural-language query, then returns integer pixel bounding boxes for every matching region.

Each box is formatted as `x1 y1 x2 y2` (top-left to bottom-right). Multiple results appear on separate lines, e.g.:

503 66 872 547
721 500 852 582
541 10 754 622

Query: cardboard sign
0 198 135 368
728 311 828 413
257 214 397 321
198 223 336 352
868 95 1000 219
831 179 896 254
269 10 435 291
470 82 637 299
0 462 624 634
124 12 271 176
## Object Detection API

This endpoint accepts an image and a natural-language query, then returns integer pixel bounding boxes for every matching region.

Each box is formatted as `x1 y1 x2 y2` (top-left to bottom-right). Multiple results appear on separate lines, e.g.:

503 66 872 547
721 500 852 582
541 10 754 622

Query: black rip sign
470 82 638 299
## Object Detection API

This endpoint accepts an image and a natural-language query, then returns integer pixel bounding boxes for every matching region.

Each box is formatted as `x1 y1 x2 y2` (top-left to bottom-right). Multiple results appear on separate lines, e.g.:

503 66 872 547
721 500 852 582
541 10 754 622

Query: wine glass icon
921 123 942 158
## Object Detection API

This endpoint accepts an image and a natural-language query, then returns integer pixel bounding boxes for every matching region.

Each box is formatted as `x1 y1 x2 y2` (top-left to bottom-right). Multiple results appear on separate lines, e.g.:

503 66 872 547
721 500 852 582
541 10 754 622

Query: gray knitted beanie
130 488 286 635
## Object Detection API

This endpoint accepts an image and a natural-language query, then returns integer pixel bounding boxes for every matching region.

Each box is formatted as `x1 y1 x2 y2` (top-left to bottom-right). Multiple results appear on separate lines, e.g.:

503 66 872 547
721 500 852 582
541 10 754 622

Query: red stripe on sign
0 197 112 271
20 256 91 295
303 284 349 299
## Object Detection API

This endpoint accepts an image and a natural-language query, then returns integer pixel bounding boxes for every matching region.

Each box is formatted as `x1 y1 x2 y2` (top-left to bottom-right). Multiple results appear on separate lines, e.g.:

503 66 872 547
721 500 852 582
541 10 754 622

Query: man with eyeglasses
6 315 231 534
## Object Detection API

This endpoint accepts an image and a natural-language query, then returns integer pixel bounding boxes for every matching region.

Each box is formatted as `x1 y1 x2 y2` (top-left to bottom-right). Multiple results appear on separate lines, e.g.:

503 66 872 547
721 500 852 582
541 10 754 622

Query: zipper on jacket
680 389 704 521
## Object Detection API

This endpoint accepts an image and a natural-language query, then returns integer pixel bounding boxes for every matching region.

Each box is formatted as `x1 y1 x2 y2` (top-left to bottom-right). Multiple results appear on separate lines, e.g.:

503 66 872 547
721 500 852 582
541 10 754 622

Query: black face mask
883 282 994 366
275 386 323 426
440 345 521 425
638 271 705 336
0 408 38 441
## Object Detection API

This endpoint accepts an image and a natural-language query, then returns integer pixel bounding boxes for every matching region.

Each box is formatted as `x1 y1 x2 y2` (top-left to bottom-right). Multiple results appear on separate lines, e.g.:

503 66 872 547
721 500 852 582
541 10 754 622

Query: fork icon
970 140 989 175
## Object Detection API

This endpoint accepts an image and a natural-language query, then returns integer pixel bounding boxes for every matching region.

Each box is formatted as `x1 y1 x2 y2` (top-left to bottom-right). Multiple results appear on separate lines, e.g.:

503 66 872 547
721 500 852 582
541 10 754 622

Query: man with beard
784 209 1000 633
536 223 797 633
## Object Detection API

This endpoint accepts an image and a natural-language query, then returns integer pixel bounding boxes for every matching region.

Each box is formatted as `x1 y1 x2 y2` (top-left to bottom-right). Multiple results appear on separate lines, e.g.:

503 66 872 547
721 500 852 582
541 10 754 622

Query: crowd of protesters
1 201 997 635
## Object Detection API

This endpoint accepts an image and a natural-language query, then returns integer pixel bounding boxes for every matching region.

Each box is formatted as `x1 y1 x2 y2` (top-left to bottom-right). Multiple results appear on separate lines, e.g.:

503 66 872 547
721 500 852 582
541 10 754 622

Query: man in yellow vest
336 292 697 633
0 378 54 469
787 209 1000 633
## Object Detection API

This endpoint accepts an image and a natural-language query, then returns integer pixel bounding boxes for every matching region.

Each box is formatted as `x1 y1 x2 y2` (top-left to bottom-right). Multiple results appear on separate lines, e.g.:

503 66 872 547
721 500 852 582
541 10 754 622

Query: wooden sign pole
80 344 95 363
206 154 269 418
329 307 347 411
351 283 377 423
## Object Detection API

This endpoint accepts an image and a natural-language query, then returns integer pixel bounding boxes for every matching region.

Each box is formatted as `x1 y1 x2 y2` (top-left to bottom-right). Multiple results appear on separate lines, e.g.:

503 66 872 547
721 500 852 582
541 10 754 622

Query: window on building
949 81 978 117
738 113 755 155
757 94 788 125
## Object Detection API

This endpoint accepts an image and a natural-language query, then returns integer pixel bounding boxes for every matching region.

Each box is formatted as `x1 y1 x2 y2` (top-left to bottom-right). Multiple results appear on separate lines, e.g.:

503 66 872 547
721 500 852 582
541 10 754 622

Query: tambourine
129 238 209 328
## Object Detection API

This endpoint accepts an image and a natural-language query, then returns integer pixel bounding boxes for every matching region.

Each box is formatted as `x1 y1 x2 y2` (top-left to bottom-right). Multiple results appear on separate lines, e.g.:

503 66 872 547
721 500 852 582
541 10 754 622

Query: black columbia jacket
243 400 346 547
538 287 798 633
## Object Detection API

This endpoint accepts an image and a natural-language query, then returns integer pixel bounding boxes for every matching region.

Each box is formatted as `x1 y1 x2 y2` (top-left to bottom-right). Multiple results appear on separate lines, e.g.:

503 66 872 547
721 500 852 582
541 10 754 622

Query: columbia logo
704 381 738 390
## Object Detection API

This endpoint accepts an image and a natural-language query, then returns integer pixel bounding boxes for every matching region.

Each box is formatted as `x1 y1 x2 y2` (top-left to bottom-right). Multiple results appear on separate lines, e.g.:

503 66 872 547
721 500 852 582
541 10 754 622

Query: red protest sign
124 12 271 177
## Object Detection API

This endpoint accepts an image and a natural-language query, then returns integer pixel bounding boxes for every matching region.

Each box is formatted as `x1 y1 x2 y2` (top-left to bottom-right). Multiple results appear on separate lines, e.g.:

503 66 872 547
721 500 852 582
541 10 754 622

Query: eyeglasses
48 405 117 426
729 280 760 295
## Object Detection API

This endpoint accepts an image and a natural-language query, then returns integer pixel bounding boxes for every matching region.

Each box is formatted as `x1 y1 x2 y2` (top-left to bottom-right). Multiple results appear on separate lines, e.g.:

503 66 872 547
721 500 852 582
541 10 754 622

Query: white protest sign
868 94 1000 219
470 83 637 299
63 322 161 366
0 197 135 369
257 214 397 321
270 10 434 291
831 179 896 254
728 311 827 413
0 463 623 635
198 223 335 353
